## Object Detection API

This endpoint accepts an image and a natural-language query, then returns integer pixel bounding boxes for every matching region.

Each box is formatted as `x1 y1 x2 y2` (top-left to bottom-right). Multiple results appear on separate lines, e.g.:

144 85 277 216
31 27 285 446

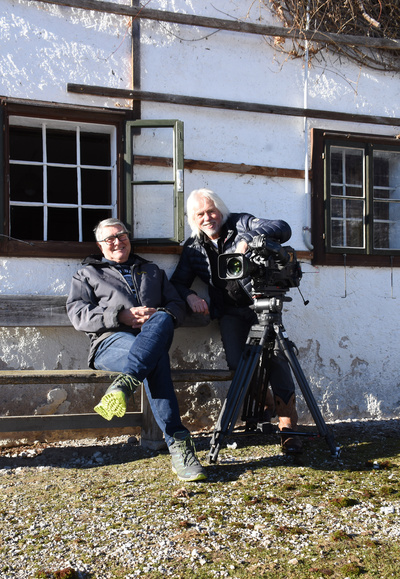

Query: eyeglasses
99 232 129 245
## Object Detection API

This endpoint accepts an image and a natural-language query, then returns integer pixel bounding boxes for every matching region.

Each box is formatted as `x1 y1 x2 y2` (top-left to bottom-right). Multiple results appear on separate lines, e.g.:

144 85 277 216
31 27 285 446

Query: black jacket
170 212 291 318
66 254 186 367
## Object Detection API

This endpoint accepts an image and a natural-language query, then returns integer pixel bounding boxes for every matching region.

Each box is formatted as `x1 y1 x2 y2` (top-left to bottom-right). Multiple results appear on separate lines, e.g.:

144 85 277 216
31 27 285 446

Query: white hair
94 218 129 241
186 188 230 238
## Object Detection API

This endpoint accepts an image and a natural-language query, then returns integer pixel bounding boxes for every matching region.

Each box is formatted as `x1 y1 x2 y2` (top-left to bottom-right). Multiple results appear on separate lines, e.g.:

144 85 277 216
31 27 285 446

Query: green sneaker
169 431 207 482
94 374 140 421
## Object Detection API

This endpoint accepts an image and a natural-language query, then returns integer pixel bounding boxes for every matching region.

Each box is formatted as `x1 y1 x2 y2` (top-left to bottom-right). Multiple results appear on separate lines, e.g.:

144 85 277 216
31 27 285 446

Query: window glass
10 165 43 203
47 129 76 164
10 206 44 240
48 207 78 241
81 169 111 205
47 166 77 204
81 132 111 166
9 127 42 162
373 150 400 250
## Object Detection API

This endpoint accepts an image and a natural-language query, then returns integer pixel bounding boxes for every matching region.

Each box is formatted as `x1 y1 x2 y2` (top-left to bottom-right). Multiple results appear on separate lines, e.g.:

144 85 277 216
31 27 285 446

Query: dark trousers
218 305 295 404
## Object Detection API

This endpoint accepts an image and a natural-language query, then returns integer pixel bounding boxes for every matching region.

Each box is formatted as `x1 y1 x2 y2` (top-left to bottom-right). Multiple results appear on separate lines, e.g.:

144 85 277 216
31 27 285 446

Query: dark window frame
311 128 400 267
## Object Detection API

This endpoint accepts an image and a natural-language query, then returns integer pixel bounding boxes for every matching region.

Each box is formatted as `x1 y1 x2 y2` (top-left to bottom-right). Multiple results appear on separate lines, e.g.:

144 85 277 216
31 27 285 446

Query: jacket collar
82 253 150 267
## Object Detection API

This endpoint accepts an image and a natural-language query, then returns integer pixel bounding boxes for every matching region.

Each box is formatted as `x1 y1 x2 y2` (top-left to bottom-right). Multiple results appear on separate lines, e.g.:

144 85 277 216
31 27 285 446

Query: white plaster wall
0 0 133 108
1 0 400 425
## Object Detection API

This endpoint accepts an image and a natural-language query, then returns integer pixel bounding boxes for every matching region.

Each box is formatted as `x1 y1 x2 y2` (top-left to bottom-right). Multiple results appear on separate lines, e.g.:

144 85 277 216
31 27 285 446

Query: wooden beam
135 155 305 180
67 85 400 127
0 368 234 384
0 295 70 327
0 412 142 433
29 0 400 51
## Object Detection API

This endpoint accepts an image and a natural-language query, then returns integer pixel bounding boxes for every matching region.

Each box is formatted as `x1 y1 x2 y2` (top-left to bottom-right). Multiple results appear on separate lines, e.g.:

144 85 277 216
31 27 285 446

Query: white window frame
9 116 118 242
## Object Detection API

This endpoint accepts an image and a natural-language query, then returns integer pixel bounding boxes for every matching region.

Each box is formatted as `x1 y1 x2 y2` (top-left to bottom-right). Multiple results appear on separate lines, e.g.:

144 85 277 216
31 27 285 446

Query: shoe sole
171 466 207 482
94 391 127 421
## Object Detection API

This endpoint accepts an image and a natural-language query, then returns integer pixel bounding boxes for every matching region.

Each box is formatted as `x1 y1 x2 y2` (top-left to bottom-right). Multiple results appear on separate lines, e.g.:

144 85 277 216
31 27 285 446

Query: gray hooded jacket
66 254 185 368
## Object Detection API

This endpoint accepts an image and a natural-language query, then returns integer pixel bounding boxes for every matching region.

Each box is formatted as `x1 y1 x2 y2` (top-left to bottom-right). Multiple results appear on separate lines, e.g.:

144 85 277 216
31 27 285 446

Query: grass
0 420 399 578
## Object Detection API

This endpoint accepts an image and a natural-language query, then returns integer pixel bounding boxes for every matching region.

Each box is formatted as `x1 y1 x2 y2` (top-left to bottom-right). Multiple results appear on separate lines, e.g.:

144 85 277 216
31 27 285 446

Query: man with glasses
66 218 207 481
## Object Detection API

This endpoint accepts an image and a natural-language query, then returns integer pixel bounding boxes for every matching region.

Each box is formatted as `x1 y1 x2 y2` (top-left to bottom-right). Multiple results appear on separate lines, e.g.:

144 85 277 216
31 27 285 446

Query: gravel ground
1 418 399 579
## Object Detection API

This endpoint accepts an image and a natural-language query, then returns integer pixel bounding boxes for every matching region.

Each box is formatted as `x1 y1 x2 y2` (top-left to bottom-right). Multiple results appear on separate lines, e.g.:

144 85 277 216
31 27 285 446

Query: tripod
208 290 339 464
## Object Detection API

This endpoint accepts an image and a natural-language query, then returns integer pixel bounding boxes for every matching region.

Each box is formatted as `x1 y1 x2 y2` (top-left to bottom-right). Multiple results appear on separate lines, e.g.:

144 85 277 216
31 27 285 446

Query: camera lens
226 257 243 277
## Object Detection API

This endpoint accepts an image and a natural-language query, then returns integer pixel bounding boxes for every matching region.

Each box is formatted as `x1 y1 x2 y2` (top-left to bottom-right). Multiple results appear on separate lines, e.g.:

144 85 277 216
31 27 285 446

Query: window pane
48 207 78 241
373 150 400 201
331 220 344 247
10 165 43 202
331 185 344 197
10 206 43 240
346 152 363 186
81 133 111 166
374 201 400 250
47 129 76 164
331 198 364 248
345 185 363 198
82 208 112 241
374 156 390 190
347 198 364 219
330 151 343 183
345 219 364 248
81 169 111 205
331 198 344 218
10 127 42 162
132 182 174 239
373 150 400 250
330 147 364 197
47 166 77 204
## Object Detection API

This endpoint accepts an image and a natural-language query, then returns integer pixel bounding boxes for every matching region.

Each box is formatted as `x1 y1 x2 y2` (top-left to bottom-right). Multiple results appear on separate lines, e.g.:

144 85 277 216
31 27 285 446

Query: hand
118 306 157 329
186 294 209 315
236 240 248 254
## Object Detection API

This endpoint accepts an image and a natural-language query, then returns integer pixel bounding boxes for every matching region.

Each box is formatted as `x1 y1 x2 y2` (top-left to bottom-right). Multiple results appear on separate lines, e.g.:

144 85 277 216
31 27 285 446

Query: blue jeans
219 306 295 404
93 311 187 446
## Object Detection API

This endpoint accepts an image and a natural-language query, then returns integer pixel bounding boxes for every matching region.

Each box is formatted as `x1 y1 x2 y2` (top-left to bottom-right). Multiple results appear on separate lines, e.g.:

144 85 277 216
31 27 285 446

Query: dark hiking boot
169 431 207 482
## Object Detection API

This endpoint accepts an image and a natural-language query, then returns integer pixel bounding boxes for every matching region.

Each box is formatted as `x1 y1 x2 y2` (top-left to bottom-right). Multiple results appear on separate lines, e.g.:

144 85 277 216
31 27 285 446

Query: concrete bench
0 295 233 447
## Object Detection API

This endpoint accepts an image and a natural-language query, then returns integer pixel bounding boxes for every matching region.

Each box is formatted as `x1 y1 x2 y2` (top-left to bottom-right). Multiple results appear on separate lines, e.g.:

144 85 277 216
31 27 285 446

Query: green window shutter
125 119 184 244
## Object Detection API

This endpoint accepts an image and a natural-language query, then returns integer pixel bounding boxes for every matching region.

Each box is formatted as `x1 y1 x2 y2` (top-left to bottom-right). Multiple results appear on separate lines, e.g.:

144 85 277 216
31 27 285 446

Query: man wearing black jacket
67 218 206 481
171 188 302 454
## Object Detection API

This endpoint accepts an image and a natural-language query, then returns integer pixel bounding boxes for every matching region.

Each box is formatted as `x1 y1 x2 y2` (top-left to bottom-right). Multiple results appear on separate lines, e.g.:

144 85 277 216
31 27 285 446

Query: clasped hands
118 306 157 329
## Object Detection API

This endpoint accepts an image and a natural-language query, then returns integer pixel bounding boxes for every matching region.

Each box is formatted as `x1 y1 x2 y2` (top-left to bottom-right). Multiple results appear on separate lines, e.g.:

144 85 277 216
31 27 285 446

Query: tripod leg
208 341 263 464
274 324 339 457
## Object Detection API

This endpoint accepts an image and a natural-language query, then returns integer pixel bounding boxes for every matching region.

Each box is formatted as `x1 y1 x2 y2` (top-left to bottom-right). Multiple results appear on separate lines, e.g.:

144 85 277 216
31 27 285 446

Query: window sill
312 252 400 268
0 239 185 258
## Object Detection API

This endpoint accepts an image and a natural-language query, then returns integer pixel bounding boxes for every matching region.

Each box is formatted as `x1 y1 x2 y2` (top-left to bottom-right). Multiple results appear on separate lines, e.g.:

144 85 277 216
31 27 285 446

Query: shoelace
179 439 199 466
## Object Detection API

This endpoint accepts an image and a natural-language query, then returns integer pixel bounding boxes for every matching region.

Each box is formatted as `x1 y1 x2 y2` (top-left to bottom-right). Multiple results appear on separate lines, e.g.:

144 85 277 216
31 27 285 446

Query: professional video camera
217 234 302 292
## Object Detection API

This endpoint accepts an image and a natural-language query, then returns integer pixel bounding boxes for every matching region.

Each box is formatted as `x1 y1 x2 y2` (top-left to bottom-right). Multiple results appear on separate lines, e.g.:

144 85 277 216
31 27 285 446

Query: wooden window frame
311 128 400 267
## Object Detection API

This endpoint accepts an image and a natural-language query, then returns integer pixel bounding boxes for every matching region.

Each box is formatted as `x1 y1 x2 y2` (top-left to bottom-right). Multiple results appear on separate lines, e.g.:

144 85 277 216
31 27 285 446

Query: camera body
218 234 302 292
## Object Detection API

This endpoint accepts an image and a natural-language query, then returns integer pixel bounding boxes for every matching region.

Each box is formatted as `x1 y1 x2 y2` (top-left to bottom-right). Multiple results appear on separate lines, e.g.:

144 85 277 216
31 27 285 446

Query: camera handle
208 297 340 464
